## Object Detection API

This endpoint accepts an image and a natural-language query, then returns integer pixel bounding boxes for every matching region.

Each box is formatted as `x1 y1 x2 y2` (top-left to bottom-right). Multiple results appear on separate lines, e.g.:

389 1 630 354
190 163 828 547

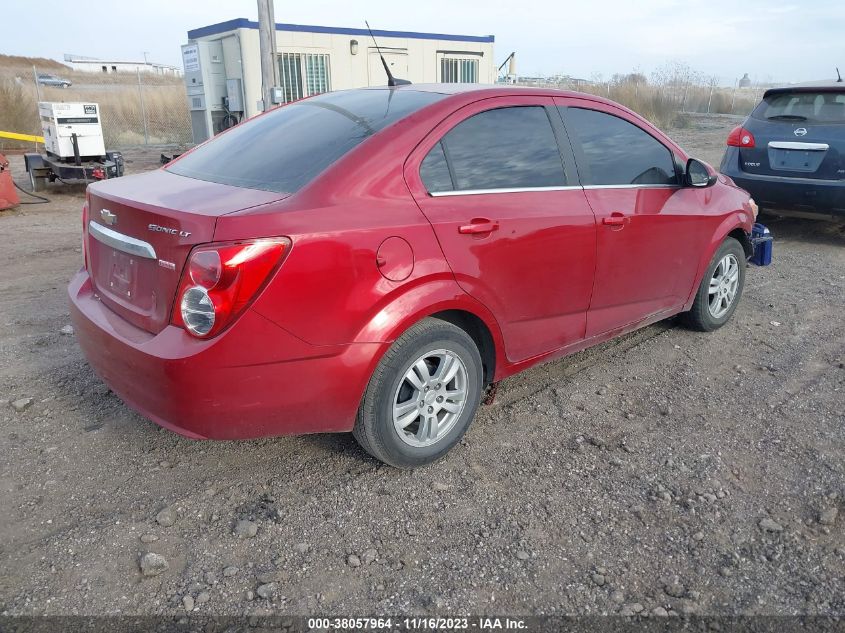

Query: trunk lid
85 169 287 333
739 119 845 180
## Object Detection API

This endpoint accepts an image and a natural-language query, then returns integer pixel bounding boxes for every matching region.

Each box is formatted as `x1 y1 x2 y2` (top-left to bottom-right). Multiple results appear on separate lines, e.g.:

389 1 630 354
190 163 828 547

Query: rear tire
353 318 483 468
682 237 746 332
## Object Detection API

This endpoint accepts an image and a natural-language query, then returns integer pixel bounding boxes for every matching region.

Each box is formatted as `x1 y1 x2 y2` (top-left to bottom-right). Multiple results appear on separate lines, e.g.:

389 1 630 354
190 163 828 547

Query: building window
305 54 331 95
101 66 107 73
111 66 117 72
440 57 479 83
278 52 331 103
279 53 303 102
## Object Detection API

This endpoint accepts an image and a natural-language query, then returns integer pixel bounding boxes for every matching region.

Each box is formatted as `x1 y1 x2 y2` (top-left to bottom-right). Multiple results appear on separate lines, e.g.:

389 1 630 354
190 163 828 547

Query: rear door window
167 89 445 193
421 106 567 193
563 107 679 186
751 91 845 124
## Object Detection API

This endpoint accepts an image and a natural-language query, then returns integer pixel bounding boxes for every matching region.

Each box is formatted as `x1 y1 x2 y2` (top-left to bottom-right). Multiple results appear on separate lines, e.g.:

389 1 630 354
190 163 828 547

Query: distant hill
0 54 70 74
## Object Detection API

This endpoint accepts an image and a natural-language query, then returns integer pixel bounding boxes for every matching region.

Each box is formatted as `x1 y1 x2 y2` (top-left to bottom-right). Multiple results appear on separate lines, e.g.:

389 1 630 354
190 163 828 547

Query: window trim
583 183 681 190
557 104 683 188
430 185 583 197
421 103 571 195
435 49 484 57
428 183 680 197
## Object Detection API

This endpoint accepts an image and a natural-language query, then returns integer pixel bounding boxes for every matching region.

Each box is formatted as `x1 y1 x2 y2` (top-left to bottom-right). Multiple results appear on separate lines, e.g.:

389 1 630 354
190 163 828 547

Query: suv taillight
727 126 755 148
172 238 291 338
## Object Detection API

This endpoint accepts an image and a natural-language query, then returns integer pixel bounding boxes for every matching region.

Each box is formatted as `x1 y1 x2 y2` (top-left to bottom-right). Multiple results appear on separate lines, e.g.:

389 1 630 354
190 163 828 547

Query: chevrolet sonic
69 84 761 468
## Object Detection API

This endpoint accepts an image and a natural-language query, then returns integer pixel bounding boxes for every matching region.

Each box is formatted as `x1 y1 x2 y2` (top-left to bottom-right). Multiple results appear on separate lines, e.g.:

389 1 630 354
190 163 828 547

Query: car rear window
752 91 845 124
167 89 445 193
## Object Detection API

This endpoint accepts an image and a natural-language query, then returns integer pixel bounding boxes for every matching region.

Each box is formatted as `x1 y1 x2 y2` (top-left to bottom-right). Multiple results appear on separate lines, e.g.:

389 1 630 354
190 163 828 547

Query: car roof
366 82 590 97
764 79 845 97
361 82 617 105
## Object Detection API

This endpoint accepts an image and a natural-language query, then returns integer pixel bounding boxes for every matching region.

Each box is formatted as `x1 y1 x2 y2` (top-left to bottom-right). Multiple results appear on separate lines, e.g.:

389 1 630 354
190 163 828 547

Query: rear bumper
68 270 384 440
720 148 845 215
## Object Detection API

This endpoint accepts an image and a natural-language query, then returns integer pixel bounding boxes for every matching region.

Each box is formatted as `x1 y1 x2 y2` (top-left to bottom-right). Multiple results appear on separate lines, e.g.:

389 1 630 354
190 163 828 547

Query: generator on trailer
24 102 124 191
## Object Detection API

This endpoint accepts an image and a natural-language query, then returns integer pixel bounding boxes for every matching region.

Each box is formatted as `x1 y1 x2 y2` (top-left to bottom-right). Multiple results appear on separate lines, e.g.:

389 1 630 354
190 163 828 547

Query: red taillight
727 126 755 148
91 167 105 180
172 238 291 338
189 250 223 288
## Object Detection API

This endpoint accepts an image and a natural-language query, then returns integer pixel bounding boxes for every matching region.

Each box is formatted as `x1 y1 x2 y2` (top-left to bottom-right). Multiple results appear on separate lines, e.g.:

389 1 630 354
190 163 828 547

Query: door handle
602 213 627 227
458 219 499 235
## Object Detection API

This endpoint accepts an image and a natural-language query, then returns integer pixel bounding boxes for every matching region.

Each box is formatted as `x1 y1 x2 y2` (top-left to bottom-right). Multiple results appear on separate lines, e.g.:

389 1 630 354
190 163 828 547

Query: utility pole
257 0 278 111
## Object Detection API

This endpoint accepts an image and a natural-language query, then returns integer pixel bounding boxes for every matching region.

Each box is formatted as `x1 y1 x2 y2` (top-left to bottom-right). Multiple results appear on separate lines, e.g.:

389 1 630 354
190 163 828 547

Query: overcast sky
4 0 843 85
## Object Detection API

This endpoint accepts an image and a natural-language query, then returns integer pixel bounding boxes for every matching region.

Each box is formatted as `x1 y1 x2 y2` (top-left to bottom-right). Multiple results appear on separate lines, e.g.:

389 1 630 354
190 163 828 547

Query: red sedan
69 84 760 468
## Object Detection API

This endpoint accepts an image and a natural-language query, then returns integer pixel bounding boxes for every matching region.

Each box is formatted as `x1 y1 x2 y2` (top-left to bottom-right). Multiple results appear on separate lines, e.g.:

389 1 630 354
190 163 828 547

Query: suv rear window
167 89 445 193
752 91 845 124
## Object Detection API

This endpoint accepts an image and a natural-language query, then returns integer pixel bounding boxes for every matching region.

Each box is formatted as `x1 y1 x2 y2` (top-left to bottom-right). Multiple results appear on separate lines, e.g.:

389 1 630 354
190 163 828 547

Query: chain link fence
1 62 192 151
514 65 771 128
1 58 774 152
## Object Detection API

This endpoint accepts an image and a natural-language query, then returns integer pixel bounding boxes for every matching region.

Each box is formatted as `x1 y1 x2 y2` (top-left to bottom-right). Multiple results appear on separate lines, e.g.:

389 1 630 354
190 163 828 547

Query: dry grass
2 55 763 152
0 59 191 151
577 81 681 128
519 70 763 128
0 54 68 73
0 79 41 144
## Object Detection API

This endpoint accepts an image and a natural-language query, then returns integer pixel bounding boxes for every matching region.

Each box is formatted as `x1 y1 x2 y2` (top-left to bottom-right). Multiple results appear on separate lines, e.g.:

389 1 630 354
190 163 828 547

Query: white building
182 19 496 142
63 54 182 76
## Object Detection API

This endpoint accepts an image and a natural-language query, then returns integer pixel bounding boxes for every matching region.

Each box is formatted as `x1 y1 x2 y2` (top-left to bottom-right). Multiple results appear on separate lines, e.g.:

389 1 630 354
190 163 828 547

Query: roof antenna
837 67 843 83
365 20 411 87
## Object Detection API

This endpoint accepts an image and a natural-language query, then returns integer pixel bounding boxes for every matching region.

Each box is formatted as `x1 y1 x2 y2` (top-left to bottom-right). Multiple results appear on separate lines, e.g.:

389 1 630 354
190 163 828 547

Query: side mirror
685 158 717 188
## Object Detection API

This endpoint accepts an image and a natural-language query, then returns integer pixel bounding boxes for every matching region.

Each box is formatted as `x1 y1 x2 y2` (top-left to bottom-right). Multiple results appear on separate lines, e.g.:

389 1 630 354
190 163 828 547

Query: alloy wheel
708 253 740 319
392 349 468 448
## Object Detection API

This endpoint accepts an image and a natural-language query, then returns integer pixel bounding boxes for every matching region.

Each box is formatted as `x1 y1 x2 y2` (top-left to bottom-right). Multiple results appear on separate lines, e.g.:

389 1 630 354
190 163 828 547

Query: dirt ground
1 115 843 620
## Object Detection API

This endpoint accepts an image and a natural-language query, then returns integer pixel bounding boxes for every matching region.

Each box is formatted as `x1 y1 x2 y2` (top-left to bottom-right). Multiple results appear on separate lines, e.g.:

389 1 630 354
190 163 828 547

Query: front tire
682 237 746 332
353 318 483 468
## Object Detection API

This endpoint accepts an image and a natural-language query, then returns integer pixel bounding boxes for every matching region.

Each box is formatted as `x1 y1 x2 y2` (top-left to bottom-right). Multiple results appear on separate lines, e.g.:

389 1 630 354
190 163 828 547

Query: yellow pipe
0 131 45 143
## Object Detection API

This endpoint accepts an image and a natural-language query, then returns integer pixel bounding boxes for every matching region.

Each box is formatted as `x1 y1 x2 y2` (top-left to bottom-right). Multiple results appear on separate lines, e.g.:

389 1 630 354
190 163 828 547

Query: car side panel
215 201 455 347
581 186 716 335
556 97 712 336
403 96 597 363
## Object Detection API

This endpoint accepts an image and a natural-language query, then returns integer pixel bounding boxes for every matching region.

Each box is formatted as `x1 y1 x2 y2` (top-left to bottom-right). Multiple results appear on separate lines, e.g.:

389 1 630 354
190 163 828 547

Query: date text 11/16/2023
306 617 528 630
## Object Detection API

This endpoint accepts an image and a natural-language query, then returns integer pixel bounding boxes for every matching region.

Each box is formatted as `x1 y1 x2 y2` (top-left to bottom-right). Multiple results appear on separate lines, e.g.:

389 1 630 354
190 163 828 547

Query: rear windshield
752 90 845 124
167 89 445 193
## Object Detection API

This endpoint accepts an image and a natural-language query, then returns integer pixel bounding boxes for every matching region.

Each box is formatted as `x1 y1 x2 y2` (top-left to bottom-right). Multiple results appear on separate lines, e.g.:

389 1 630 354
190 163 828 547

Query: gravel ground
0 115 843 619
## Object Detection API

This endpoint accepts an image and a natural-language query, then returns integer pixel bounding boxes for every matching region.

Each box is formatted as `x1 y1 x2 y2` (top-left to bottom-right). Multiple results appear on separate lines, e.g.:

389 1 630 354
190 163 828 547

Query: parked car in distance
69 84 762 468
720 80 845 217
37 73 72 88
